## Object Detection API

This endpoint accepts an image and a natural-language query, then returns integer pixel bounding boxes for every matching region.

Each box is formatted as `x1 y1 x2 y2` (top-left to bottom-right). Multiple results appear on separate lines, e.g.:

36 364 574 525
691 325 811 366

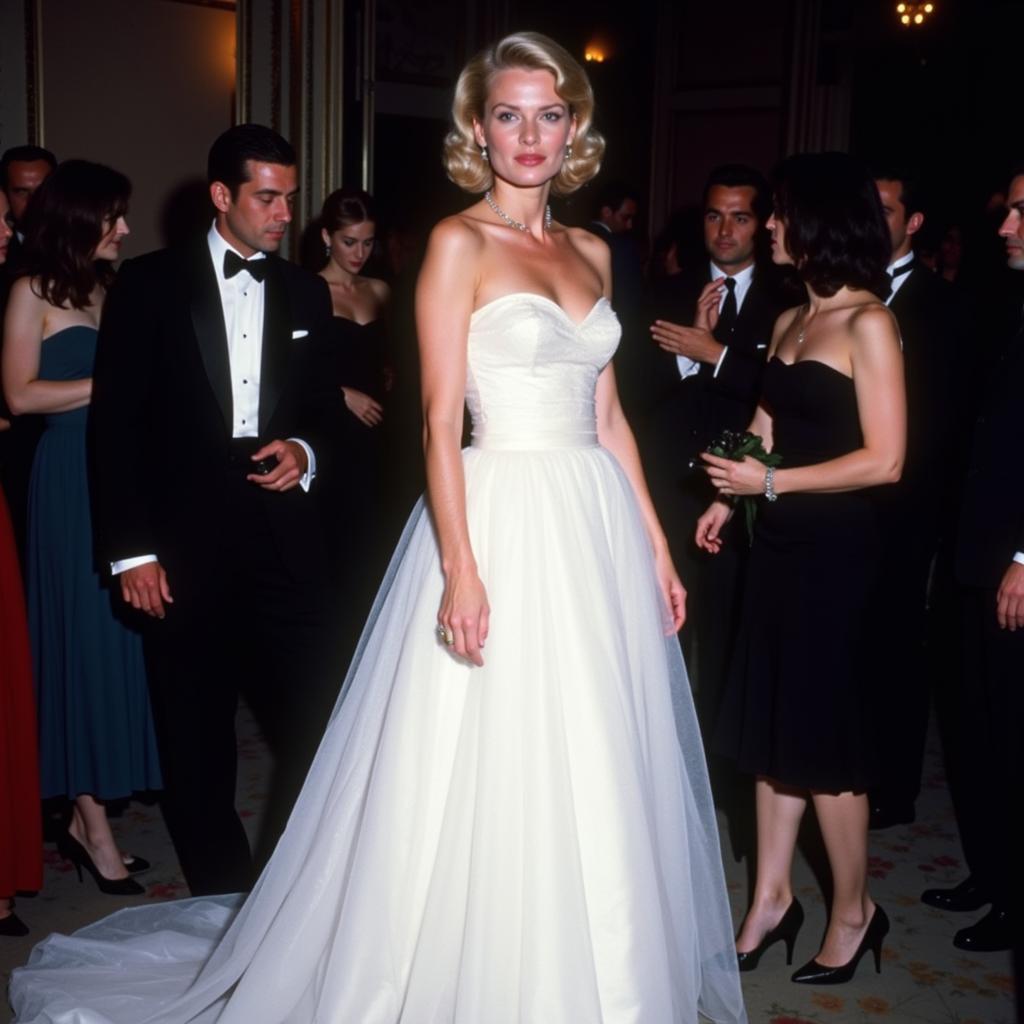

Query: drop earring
565 144 573 159
324 244 330 257
481 145 489 162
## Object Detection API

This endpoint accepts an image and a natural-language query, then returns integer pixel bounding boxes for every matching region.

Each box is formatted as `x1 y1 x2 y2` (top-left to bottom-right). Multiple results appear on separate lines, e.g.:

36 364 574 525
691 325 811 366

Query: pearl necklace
484 190 551 233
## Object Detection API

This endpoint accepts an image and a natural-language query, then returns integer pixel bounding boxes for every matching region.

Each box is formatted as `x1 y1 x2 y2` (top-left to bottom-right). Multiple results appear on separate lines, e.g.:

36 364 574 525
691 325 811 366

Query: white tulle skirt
11 444 746 1023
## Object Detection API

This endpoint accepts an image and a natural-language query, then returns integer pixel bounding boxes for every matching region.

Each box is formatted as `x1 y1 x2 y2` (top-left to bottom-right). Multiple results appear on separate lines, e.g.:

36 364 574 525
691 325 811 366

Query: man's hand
247 439 308 491
120 562 173 619
693 278 727 332
996 561 1024 631
650 320 725 365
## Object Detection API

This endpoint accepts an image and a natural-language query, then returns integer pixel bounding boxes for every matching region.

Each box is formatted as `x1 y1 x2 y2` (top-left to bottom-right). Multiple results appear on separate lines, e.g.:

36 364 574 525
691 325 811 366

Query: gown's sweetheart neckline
770 353 854 382
471 291 609 330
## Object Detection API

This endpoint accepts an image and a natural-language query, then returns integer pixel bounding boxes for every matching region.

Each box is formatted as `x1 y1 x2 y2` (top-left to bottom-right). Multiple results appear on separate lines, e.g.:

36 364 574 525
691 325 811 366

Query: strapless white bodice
466 292 620 451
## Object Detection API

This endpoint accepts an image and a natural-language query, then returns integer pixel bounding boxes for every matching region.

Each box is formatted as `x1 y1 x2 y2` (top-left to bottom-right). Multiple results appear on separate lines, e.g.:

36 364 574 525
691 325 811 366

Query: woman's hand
654 547 687 633
701 452 767 497
695 499 734 554
438 566 490 666
341 387 384 427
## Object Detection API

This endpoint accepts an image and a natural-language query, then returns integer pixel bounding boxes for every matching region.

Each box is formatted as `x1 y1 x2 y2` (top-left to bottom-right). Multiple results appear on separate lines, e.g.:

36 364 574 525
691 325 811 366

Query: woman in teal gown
2 160 160 895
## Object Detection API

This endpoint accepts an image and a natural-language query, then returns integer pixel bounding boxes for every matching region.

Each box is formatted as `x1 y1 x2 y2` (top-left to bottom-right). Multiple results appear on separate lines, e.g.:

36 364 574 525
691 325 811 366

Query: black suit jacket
90 239 336 581
884 267 962 528
954 325 1024 588
634 264 792 474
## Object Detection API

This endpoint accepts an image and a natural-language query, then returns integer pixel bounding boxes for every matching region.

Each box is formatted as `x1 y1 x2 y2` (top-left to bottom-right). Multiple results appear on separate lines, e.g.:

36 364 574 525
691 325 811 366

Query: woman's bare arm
2 278 93 415
416 217 489 665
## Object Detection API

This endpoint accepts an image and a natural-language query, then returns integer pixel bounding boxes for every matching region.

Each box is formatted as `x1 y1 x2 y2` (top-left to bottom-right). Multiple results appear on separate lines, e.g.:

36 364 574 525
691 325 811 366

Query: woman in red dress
0 187 43 937
0 482 41 937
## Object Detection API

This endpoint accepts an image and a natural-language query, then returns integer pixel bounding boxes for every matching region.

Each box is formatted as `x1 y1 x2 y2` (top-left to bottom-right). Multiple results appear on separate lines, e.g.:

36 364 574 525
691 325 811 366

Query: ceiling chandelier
896 2 935 27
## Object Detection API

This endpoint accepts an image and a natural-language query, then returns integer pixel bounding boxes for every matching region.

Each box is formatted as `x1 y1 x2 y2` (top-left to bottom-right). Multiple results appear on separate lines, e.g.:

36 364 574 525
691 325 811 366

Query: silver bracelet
764 466 778 502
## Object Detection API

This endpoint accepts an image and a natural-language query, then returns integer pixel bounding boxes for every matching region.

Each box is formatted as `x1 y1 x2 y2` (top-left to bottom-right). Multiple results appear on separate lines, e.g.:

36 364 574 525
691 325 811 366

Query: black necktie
223 250 268 282
886 260 914 298
716 277 737 338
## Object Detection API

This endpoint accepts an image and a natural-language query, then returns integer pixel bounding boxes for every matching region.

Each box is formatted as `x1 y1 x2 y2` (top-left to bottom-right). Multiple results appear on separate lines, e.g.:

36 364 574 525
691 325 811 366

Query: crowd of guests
0 127 1020 1004
607 156 1022 977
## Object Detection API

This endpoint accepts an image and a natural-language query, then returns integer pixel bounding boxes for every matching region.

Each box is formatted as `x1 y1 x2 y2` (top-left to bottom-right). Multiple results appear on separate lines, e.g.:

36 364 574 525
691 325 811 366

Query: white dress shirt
677 261 755 381
110 224 314 575
885 250 915 305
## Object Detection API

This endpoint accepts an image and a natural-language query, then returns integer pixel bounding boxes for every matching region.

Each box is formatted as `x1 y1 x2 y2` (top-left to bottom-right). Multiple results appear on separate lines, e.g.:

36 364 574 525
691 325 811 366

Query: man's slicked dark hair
773 152 891 300
703 163 771 224
207 124 296 198
0 145 58 188
872 165 924 219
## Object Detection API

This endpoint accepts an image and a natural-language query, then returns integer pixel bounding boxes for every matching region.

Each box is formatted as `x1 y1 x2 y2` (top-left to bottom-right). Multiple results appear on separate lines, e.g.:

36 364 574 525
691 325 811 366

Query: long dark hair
773 153 890 299
19 159 131 310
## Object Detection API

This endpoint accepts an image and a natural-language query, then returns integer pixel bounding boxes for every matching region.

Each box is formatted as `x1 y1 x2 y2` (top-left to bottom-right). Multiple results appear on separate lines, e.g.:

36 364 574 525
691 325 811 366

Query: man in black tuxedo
90 125 338 896
867 169 961 830
919 169 1024 957
639 164 790 730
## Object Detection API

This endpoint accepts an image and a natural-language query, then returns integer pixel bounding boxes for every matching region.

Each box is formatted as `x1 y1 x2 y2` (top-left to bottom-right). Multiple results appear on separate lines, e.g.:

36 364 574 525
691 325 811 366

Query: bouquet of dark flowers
695 429 782 543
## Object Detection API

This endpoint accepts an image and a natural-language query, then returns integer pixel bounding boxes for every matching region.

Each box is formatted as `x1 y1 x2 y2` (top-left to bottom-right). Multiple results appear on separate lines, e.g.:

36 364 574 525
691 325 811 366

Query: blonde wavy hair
443 32 605 196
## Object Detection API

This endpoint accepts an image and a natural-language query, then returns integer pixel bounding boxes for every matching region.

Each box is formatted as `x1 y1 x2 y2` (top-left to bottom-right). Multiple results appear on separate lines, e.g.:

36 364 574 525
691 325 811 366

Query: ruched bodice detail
466 293 620 450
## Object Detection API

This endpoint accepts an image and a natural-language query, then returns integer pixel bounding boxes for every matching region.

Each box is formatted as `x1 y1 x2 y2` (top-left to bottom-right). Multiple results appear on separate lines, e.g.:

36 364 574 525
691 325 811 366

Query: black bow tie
889 260 914 280
223 250 268 282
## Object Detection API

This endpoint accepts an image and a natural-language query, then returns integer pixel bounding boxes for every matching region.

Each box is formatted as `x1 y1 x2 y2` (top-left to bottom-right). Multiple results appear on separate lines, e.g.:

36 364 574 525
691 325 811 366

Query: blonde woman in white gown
11 32 746 1024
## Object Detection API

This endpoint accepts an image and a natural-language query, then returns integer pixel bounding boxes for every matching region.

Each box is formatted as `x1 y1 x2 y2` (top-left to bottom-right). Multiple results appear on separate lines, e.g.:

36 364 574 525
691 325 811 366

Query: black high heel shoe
736 898 805 971
791 904 890 985
0 912 29 937
58 834 145 896
122 854 151 874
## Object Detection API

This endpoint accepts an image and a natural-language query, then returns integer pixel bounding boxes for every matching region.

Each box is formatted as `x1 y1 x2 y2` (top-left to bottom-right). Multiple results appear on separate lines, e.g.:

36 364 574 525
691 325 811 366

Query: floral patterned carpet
1 705 1016 1024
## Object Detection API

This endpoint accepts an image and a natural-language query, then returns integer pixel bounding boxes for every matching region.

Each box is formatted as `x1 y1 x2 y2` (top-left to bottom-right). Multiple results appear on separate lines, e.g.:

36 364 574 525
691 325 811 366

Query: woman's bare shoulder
847 299 898 339
427 211 487 255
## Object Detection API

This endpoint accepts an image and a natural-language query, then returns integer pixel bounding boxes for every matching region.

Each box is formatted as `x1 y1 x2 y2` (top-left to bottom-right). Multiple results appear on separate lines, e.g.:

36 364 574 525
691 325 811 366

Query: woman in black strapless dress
696 153 906 984
316 189 393 657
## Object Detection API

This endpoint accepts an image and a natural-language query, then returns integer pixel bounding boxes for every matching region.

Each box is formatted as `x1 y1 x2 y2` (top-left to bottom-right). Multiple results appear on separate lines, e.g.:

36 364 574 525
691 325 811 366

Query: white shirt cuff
111 554 158 575
676 355 700 380
712 346 729 378
289 437 316 492
1013 552 1024 566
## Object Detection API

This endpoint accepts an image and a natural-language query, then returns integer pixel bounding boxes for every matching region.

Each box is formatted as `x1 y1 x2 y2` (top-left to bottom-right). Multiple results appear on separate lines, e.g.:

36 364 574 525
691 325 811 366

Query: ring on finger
435 624 455 646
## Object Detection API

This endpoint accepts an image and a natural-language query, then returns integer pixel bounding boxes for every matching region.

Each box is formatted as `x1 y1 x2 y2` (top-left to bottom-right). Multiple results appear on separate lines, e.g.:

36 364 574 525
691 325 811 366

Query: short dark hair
703 163 771 223
0 145 58 188
872 165 924 218
19 159 131 310
773 152 890 299
207 124 296 198
592 180 638 219
320 187 377 233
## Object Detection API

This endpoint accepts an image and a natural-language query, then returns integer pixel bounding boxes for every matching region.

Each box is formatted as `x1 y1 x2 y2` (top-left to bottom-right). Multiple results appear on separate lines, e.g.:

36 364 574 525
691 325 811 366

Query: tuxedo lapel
733 271 769 348
187 243 233 435
259 258 290 436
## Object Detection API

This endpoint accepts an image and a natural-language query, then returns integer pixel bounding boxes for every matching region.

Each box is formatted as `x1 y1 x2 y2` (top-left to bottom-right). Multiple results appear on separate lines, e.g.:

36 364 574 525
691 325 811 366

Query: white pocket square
291 329 309 339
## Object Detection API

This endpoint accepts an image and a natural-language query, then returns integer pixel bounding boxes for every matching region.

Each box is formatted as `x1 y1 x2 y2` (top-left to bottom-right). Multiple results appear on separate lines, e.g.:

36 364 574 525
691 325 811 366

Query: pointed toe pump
736 898 805 972
791 904 890 985
58 834 145 897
